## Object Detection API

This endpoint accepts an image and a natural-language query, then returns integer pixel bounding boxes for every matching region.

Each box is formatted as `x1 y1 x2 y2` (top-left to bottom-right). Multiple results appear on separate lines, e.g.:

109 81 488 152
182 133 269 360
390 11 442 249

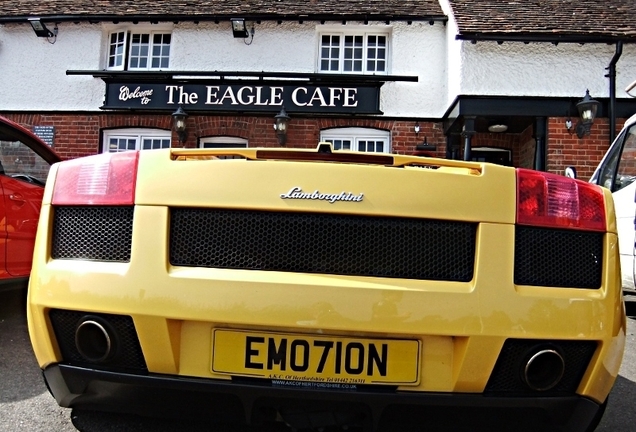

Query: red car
0 116 60 290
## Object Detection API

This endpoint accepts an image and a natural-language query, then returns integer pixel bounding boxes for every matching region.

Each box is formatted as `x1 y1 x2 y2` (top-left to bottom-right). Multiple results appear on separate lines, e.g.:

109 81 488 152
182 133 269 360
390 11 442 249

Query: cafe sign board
103 82 382 114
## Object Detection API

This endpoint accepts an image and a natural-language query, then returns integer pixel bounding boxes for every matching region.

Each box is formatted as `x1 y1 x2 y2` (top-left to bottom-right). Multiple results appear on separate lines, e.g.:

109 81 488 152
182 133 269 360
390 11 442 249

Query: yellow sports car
27 144 625 431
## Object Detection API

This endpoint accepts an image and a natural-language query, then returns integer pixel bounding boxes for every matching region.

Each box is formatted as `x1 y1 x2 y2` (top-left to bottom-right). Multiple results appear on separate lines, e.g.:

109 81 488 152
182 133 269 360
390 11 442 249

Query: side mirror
564 167 577 179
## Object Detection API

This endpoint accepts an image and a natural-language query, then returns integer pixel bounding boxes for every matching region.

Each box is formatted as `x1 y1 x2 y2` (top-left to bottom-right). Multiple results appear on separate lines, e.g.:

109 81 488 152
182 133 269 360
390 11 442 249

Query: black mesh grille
52 206 134 262
485 339 597 395
170 209 477 281
514 226 603 288
48 309 147 372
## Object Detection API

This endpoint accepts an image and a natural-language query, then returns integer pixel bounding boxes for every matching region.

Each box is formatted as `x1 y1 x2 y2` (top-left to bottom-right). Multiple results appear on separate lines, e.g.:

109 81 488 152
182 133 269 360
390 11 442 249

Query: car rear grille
170 208 477 281
485 339 597 395
48 309 147 372
52 206 134 262
514 226 603 289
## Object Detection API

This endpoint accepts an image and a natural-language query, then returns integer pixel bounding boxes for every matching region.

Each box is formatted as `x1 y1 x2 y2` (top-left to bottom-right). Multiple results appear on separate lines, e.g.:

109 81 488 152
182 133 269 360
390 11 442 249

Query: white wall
0 22 105 110
440 0 636 109
1 19 635 117
458 41 636 100
0 20 448 117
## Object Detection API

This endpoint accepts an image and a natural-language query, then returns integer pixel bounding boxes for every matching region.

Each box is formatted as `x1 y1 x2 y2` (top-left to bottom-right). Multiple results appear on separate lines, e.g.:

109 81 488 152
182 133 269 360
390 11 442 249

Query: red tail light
516 168 606 232
52 151 139 205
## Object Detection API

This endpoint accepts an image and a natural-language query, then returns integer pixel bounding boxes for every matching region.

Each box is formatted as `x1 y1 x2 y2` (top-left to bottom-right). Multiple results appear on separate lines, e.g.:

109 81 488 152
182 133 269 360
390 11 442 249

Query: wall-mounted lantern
273 107 291 146
566 89 600 139
28 18 55 38
230 18 249 38
172 106 189 144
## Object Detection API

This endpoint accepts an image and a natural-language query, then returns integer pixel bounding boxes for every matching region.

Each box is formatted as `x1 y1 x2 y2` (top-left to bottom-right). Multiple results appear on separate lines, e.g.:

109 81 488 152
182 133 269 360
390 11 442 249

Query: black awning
66 70 418 85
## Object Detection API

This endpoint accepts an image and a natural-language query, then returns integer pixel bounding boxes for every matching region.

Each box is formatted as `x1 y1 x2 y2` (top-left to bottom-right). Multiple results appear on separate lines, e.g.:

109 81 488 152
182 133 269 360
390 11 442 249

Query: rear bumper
44 363 602 432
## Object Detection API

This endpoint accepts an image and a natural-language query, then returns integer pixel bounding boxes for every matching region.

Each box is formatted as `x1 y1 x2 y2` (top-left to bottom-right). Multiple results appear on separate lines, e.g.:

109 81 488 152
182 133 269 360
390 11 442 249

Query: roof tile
1 1 445 20
448 0 636 40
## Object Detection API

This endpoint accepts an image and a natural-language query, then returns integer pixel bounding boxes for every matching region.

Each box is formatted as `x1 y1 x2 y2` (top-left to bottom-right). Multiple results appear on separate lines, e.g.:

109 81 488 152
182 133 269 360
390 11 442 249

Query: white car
590 113 636 294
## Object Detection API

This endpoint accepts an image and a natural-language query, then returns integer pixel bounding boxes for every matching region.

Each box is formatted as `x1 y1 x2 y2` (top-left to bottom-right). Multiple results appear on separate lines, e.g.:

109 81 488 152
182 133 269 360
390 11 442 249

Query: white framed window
199 136 248 149
107 30 171 70
200 137 248 159
318 29 389 74
320 128 391 153
102 129 171 153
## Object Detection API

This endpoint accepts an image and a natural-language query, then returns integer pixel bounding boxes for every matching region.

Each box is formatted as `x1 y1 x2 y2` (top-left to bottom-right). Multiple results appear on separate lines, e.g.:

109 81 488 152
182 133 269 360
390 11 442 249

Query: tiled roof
448 0 636 42
0 1 446 21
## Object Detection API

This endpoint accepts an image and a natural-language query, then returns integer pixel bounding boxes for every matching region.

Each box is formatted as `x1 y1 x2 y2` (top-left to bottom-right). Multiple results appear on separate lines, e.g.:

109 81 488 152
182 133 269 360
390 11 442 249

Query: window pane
108 138 119 152
141 138 171 150
325 139 351 150
326 139 350 150
319 35 340 72
0 139 51 183
613 126 636 191
365 34 387 73
149 33 171 70
357 140 386 152
108 31 126 68
343 36 363 72
108 137 138 152
129 33 150 70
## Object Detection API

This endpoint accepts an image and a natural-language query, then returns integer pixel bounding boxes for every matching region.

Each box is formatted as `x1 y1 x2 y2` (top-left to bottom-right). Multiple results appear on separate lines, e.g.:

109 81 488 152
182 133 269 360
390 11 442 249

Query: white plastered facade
1 17 635 117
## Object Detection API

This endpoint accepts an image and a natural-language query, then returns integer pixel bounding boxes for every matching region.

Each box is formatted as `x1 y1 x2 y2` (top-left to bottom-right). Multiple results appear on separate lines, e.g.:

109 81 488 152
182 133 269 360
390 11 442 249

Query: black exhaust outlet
75 316 118 363
522 348 565 391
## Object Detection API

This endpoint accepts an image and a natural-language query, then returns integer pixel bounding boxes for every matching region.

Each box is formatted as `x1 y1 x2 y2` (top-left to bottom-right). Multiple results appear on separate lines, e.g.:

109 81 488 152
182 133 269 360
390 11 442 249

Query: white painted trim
199 136 249 148
102 128 171 152
320 127 391 153
315 25 391 74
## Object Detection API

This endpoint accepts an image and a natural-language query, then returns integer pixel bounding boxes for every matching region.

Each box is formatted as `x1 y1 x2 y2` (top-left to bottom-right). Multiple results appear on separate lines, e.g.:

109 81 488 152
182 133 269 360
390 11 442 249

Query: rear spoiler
171 142 483 173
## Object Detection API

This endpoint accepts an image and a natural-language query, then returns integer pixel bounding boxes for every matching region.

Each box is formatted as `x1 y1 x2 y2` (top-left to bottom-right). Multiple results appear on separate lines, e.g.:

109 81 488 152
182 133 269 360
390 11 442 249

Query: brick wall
2 112 447 160
547 117 625 180
2 112 626 178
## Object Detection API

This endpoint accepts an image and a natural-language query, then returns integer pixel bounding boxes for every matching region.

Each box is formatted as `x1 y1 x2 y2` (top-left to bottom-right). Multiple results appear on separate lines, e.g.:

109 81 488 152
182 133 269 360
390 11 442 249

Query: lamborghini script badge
280 187 364 204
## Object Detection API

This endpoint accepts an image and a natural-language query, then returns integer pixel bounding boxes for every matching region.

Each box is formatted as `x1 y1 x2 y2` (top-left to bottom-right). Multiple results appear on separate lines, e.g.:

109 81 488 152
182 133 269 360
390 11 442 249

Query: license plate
211 329 420 385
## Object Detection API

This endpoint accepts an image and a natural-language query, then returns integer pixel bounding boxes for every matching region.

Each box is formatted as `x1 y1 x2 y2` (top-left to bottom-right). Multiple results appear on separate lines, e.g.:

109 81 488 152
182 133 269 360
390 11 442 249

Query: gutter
606 41 623 145
456 33 635 45
0 14 449 25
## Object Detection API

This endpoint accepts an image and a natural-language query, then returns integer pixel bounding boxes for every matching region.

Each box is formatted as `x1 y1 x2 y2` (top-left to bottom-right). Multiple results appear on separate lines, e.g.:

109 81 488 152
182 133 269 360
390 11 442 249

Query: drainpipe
533 117 547 171
606 41 623 145
462 116 475 161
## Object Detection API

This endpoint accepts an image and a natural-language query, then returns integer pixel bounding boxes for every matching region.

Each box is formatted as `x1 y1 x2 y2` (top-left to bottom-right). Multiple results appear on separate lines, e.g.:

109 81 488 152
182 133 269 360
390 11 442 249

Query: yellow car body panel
27 147 626 431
